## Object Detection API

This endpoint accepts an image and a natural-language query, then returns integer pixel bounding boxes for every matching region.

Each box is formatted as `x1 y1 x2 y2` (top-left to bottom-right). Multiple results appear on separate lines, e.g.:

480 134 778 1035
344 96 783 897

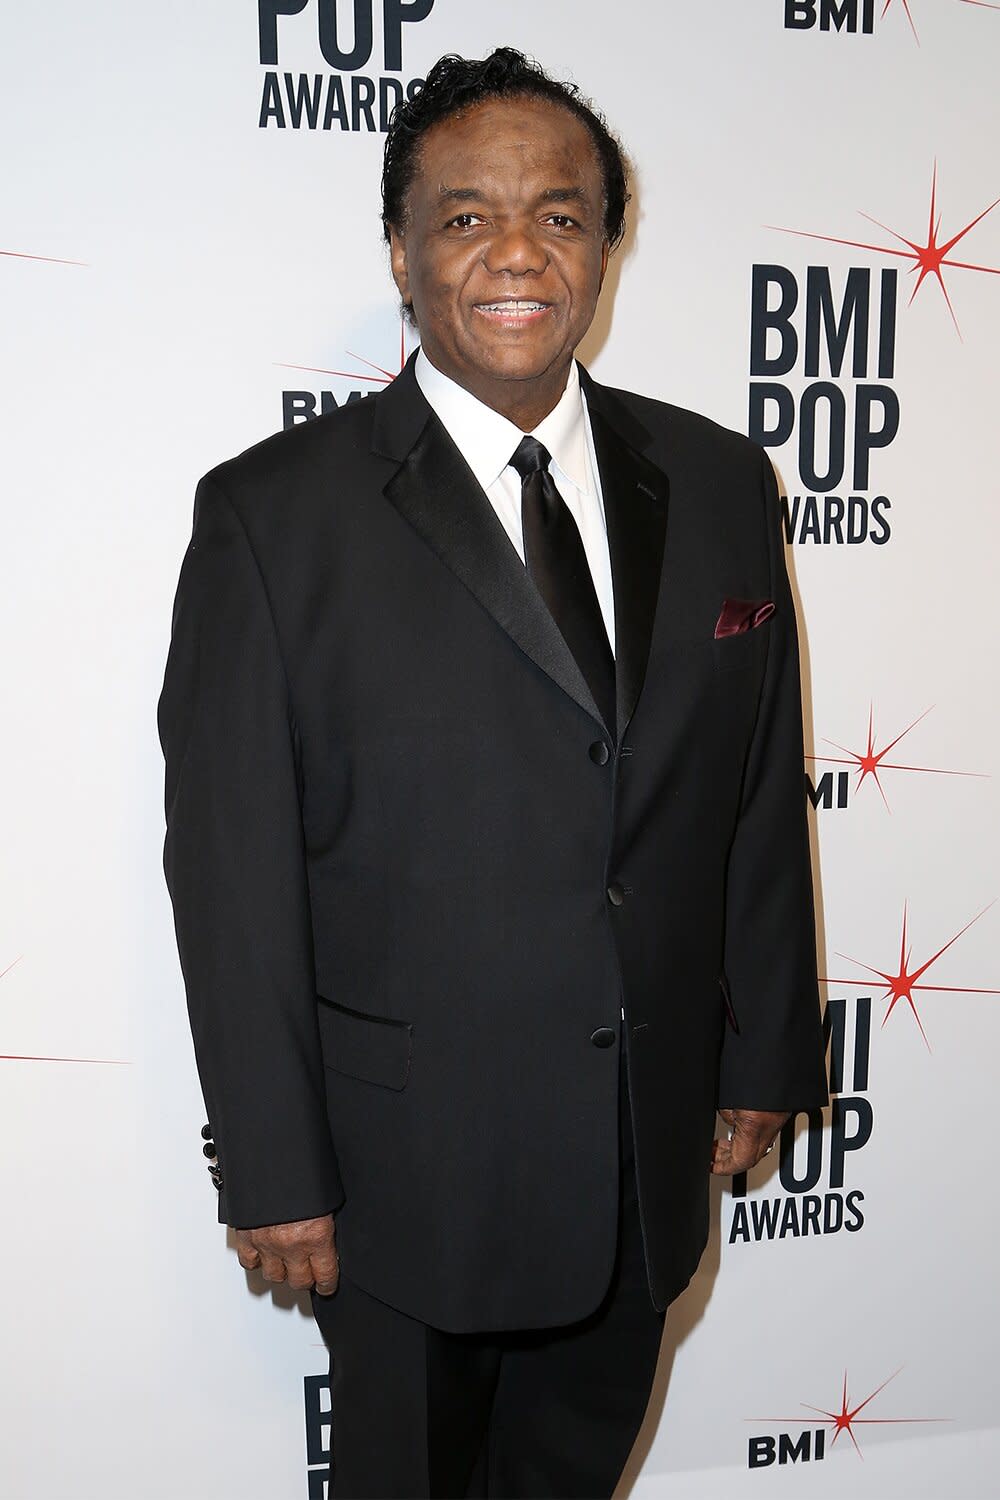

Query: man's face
389 95 610 424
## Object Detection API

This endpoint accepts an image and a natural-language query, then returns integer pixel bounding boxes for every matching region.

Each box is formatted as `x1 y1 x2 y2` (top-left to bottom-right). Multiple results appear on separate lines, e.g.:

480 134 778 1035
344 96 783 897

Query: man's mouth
473 299 552 322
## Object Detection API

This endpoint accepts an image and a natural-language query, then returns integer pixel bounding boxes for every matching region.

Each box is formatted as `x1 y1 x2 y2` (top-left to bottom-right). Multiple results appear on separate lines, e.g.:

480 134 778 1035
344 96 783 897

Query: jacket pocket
712 630 761 674
316 994 413 1091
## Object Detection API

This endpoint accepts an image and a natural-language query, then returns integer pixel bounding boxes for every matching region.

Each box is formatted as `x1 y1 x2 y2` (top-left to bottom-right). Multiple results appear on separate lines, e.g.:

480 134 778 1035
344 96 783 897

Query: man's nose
482 223 548 276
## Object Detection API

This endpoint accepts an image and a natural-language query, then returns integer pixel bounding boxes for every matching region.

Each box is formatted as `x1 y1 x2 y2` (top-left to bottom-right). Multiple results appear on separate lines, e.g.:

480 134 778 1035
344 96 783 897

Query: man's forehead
432 181 594 203
418 100 596 164
417 137 599 198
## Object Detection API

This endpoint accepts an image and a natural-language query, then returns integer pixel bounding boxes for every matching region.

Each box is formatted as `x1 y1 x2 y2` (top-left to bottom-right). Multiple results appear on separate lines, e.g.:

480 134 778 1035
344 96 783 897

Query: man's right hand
235 1213 339 1295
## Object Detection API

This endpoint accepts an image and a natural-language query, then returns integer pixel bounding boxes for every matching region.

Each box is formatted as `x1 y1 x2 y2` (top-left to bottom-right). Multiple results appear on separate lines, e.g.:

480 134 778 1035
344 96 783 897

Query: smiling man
159 47 828 1500
388 90 610 430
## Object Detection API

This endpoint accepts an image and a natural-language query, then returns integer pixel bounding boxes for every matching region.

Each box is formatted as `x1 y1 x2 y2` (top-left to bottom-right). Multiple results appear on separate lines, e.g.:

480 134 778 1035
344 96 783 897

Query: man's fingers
239 1250 338 1293
710 1128 776 1175
710 1136 738 1175
711 1108 788 1174
728 1138 763 1173
233 1215 338 1287
284 1254 319 1291
235 1230 262 1272
310 1248 340 1297
257 1249 289 1283
302 1217 339 1294
238 1247 325 1291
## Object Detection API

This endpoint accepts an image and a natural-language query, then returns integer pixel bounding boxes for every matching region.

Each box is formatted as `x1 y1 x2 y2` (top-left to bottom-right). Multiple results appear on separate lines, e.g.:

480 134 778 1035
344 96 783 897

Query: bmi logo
749 260 896 545
304 1373 331 1498
805 704 985 812
784 0 1000 40
751 165 1000 544
747 1367 948 1467
729 905 997 1240
258 0 435 133
783 0 878 32
728 996 871 1244
278 317 413 426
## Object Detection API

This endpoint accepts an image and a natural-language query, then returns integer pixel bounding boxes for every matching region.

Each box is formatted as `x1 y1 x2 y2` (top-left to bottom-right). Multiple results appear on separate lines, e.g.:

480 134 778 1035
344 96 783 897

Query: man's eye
447 213 483 229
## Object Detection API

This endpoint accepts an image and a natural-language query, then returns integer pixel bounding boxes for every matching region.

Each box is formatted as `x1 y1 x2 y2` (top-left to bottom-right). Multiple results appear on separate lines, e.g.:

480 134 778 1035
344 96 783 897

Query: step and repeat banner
2 2 998 1496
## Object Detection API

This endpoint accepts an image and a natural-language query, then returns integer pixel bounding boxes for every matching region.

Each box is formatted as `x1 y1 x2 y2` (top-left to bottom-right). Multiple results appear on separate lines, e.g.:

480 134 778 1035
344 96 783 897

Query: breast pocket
712 628 766 675
316 994 413 1091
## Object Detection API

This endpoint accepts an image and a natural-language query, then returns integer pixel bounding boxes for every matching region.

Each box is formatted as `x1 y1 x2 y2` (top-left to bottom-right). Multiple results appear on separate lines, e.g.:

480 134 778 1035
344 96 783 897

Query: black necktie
509 435 616 736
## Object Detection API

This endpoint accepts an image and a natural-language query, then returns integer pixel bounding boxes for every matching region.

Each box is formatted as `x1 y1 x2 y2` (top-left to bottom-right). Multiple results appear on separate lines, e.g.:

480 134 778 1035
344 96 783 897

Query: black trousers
311 1043 665 1499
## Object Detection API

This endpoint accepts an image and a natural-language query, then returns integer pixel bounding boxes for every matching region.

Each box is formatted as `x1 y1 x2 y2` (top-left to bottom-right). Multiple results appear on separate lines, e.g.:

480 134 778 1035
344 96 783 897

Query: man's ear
598 239 610 290
389 226 411 309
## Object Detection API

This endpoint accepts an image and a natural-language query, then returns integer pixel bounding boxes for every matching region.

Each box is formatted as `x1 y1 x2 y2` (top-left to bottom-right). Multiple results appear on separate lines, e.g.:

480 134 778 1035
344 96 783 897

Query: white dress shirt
414 349 616 655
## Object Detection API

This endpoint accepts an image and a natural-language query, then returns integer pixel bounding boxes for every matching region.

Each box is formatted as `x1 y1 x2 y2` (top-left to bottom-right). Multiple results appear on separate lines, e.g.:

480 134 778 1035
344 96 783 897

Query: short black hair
381 47 630 250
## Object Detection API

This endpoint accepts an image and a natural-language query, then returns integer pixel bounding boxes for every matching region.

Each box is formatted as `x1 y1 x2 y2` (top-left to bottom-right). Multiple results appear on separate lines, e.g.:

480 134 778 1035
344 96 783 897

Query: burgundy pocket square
714 597 775 639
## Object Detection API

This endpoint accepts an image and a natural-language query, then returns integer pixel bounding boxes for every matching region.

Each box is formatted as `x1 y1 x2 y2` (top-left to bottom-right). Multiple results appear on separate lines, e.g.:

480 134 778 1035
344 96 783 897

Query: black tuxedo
158 353 827 1337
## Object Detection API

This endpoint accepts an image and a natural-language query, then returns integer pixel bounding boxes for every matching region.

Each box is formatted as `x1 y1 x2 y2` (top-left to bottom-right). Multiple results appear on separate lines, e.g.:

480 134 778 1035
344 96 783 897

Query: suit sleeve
157 473 344 1228
717 452 829 1112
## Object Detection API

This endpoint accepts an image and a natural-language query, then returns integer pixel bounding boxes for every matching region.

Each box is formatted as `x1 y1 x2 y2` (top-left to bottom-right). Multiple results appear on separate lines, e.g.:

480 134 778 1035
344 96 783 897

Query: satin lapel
586 405 669 740
377 368 603 728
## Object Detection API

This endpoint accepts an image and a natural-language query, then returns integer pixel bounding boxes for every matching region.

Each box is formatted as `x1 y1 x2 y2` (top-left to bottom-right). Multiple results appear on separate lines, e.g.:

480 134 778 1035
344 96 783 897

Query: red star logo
0 1052 127 1064
276 316 410 386
1 248 87 266
753 1369 950 1458
882 0 919 41
1 956 126 1065
881 1 1000 42
807 704 986 811
767 163 1000 336
822 902 1000 1050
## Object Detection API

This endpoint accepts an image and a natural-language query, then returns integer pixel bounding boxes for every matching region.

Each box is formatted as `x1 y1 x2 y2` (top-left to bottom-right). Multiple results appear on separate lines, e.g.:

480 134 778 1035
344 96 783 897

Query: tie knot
508 435 552 480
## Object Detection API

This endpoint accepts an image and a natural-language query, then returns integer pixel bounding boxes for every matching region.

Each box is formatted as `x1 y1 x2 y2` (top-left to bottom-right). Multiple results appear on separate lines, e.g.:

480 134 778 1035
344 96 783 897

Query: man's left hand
710 1109 789 1175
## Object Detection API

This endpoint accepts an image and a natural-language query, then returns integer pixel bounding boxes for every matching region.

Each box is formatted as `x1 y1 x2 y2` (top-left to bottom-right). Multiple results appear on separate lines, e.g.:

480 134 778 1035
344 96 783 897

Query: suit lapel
374 357 603 727
372 354 670 739
582 380 670 740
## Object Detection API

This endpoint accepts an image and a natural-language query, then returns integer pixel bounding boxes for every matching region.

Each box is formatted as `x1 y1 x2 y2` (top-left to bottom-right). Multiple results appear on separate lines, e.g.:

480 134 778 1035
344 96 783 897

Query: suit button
589 740 610 765
607 882 625 906
590 1027 616 1049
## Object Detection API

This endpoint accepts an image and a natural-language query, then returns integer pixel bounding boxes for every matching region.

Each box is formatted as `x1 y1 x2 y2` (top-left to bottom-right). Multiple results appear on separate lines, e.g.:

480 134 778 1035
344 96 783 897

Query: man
158 47 828 1500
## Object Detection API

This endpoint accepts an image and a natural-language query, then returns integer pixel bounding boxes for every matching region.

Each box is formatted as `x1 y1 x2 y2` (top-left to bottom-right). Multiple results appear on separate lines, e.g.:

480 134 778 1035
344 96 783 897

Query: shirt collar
414 348 590 495
531 360 589 494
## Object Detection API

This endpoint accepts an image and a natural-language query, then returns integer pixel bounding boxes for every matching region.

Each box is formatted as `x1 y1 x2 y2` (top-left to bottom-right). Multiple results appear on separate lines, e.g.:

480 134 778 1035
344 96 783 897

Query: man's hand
710 1109 789 1175
234 1213 339 1295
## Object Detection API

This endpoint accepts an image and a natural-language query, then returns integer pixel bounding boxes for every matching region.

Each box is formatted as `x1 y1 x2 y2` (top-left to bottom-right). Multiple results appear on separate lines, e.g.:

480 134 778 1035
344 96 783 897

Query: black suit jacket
158 353 828 1332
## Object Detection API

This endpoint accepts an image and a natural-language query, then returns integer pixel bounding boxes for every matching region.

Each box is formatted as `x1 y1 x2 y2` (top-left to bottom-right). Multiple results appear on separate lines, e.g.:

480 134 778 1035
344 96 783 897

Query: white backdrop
2 2 999 1496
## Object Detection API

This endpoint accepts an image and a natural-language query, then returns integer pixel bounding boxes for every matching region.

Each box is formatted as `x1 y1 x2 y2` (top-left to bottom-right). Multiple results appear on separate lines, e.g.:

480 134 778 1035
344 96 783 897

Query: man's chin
468 344 571 387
